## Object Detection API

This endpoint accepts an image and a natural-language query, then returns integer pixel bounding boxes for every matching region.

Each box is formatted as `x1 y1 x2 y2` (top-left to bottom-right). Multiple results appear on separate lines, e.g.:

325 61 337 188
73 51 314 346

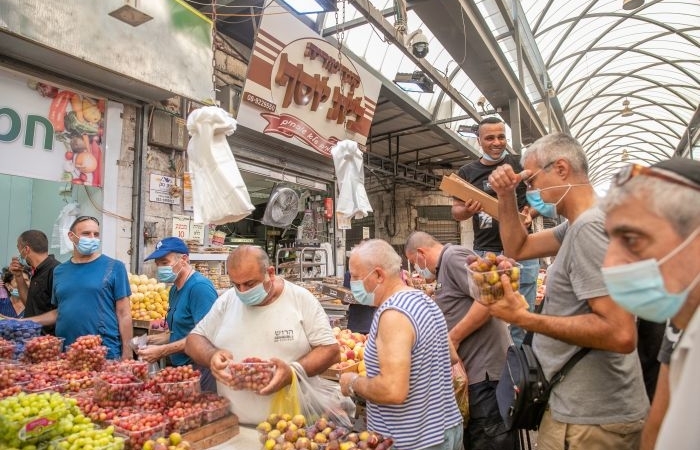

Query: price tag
172 215 191 240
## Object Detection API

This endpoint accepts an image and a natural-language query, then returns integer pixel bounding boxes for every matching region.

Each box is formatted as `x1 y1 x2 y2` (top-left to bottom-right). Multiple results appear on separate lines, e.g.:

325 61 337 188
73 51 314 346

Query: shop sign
0 69 107 187
149 174 181 205
237 11 381 157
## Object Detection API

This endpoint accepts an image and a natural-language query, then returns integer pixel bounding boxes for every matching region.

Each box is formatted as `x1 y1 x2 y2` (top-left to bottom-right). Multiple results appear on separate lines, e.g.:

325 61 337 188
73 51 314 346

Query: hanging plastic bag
51 201 81 255
269 368 302 418
269 362 353 429
186 106 255 225
452 361 470 425
331 140 373 221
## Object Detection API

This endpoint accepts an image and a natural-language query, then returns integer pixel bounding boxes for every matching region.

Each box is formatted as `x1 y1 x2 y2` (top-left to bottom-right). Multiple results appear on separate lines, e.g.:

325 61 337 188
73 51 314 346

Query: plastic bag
51 201 80 255
452 361 470 425
270 362 354 429
130 334 161 377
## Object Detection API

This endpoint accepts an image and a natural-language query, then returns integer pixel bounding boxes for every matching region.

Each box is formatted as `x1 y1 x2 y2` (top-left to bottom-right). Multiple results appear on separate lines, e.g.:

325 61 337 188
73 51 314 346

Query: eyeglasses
70 215 100 230
524 161 554 190
613 164 700 192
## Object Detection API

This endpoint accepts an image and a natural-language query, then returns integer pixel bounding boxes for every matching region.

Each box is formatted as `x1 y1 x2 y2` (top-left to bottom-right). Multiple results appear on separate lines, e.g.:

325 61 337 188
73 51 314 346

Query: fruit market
1 1 699 450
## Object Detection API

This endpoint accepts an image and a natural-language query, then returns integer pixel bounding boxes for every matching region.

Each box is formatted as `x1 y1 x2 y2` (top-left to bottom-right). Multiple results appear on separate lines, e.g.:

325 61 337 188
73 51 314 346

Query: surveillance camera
407 29 429 58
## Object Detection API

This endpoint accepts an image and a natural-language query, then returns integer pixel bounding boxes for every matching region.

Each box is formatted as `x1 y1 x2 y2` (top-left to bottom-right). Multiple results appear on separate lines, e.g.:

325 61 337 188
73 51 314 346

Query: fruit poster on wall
0 69 107 187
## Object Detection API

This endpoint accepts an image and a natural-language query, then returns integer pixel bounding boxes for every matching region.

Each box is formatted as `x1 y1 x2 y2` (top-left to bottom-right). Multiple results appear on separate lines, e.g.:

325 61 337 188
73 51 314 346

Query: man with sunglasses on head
28 216 133 360
600 158 700 450
452 116 540 347
485 133 648 450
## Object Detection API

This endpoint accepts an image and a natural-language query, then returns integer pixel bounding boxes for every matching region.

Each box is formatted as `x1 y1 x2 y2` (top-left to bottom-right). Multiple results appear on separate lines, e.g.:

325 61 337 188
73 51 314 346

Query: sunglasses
70 215 100 230
613 164 700 192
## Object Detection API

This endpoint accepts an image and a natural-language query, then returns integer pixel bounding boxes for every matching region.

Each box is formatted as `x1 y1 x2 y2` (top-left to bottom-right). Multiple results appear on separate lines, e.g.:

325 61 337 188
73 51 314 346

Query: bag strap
522 296 591 386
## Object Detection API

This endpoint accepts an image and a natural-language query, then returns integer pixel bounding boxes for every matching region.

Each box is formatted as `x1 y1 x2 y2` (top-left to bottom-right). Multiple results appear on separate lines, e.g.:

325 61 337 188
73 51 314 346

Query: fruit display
256 414 355 450
93 373 144 407
227 357 276 391
152 366 201 403
47 424 126 450
105 359 150 381
0 319 42 342
66 335 108 371
466 253 522 304
23 335 65 363
111 412 168 450
128 273 169 321
63 370 96 393
327 328 367 377
192 392 230 423
0 392 79 447
0 362 31 390
0 337 15 359
164 401 203 435
142 432 193 450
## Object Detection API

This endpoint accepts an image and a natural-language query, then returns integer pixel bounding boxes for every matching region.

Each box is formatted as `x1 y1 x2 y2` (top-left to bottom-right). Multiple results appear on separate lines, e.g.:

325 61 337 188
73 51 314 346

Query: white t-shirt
655 310 700 449
191 280 337 425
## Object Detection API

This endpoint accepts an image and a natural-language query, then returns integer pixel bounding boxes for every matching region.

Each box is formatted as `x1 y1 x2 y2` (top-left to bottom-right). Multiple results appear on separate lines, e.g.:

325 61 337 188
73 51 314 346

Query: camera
407 29 429 59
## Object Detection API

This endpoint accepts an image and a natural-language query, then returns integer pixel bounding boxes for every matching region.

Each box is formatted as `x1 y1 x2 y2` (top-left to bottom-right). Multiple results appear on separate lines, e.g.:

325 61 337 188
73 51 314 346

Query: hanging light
620 99 634 117
623 0 645 11
108 0 153 27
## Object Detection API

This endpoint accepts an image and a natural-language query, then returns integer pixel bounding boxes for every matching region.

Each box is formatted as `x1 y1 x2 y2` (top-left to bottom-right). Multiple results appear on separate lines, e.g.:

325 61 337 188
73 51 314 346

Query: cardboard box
440 173 527 221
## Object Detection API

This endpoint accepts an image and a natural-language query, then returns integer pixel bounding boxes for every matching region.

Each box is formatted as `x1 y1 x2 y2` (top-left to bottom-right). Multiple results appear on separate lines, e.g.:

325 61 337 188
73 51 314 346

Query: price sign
172 215 191 240
190 222 205 245
149 174 180 205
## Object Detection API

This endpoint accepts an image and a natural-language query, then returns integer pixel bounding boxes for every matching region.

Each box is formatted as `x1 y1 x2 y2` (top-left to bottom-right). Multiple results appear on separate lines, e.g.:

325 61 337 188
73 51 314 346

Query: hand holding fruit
486 273 530 325
258 357 292 396
209 349 235 385
137 344 166 363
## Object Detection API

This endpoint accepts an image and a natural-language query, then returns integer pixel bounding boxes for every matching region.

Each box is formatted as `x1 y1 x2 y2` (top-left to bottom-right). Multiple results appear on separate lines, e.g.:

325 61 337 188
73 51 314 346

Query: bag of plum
466 253 524 305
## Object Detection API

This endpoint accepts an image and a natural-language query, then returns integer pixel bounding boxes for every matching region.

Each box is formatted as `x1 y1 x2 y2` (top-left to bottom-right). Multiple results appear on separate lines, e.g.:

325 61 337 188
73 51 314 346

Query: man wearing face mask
405 231 513 450
452 116 539 347
8 230 60 333
136 237 218 392
600 158 700 450
28 216 133 360
486 133 648 450
185 245 339 425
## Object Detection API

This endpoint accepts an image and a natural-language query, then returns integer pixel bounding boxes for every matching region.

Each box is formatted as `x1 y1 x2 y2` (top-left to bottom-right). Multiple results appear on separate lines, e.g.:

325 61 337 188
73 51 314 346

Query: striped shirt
364 289 462 449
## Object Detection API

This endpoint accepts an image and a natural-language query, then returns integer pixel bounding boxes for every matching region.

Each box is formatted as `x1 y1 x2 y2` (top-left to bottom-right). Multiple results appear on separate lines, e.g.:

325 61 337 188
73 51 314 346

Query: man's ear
553 158 571 179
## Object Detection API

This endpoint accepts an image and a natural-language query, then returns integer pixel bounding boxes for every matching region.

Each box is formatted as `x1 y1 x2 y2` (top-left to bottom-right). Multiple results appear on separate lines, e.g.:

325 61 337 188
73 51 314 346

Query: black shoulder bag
496 302 590 431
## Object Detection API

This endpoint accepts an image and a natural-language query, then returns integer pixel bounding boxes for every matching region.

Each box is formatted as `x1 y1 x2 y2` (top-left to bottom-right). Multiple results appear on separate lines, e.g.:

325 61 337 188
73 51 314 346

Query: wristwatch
348 373 360 397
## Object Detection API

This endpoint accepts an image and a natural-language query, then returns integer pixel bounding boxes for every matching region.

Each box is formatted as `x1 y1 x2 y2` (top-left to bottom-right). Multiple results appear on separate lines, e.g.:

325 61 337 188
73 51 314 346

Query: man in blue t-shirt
137 237 218 392
29 216 133 360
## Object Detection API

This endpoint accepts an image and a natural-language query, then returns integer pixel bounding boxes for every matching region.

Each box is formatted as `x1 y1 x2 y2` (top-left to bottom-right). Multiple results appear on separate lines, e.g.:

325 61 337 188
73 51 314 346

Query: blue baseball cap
144 237 189 261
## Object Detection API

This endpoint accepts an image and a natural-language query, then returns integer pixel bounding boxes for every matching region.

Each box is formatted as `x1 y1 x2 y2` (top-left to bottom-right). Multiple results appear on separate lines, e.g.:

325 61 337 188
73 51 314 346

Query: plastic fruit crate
93 373 144 405
23 379 68 394
0 338 15 359
22 336 65 363
166 406 202 435
196 392 231 423
0 407 68 445
0 319 42 342
66 345 108 371
104 360 149 381
111 413 168 450
227 359 275 391
156 378 201 404
466 262 522 305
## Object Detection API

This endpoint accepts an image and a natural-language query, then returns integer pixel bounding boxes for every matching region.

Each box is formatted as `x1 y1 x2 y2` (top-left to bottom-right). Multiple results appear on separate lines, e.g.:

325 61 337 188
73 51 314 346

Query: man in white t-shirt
185 245 339 425
600 158 700 450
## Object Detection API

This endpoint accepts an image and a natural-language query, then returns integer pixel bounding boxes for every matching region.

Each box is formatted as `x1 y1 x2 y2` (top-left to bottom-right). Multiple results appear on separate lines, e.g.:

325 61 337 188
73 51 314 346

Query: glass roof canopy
323 0 700 189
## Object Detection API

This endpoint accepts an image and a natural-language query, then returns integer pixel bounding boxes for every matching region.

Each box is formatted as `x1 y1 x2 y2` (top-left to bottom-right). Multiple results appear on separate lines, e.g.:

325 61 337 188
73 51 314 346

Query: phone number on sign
243 92 276 113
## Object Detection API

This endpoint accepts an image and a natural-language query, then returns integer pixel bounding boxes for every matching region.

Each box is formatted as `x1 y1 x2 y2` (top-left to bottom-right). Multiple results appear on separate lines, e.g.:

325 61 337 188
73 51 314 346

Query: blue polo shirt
166 271 218 366
52 255 131 359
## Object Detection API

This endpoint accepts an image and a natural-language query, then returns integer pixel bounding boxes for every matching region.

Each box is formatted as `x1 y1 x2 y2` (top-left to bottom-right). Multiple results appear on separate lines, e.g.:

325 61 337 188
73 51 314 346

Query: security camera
406 29 429 59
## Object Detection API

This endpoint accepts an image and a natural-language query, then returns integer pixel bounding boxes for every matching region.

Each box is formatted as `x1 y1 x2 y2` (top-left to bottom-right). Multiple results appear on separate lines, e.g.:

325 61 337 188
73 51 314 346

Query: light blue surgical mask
157 266 177 283
350 270 377 306
525 184 580 219
75 237 101 256
416 253 435 281
17 248 28 267
602 228 700 323
10 289 19 297
235 280 270 306
481 151 506 163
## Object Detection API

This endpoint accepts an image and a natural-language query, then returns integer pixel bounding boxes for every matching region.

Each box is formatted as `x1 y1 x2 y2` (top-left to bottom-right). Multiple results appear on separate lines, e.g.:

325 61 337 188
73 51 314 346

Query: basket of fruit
66 335 108 371
194 392 230 423
22 335 65 363
152 366 201 404
110 412 168 450
0 337 15 359
165 402 203 435
0 319 42 343
46 426 127 450
227 357 275 391
465 253 522 305
0 392 75 446
104 360 149 381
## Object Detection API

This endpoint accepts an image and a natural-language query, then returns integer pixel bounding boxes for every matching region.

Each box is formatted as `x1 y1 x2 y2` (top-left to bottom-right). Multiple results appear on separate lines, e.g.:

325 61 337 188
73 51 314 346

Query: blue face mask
350 270 377 306
525 184 577 219
157 265 178 283
17 248 28 267
75 237 101 256
602 228 700 323
10 289 19 297
416 253 435 281
235 280 269 306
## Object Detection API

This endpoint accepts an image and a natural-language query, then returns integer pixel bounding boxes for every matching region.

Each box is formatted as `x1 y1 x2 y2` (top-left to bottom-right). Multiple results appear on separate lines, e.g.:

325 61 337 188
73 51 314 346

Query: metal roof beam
322 6 398 37
676 104 700 157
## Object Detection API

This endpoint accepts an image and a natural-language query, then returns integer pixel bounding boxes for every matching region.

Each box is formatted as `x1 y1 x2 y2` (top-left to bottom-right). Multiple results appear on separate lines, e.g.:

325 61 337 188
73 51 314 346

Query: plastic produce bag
331 140 373 221
186 106 255 225
452 361 470 425
51 201 80 255
270 362 354 429
130 334 160 377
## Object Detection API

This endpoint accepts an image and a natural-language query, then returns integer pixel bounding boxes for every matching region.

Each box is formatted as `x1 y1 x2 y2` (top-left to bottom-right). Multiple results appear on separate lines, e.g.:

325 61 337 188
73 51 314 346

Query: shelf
190 253 229 261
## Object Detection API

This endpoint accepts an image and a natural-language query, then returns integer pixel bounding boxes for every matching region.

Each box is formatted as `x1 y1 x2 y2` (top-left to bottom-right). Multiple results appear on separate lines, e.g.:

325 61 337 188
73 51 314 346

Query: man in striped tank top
339 239 463 450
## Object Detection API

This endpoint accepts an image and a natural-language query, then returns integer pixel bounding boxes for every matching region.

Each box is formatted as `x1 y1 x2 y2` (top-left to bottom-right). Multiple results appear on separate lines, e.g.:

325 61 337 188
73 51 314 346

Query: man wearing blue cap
138 236 218 392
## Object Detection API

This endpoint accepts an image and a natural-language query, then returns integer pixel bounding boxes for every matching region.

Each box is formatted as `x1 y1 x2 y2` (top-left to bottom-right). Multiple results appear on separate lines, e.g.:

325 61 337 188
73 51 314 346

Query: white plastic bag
289 362 354 429
51 202 81 255
186 106 255 225
331 140 373 220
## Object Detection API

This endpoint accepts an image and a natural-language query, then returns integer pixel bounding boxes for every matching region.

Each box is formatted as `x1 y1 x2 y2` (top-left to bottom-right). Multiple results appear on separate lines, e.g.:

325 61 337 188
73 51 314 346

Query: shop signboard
149 173 181 205
0 69 107 187
237 9 382 157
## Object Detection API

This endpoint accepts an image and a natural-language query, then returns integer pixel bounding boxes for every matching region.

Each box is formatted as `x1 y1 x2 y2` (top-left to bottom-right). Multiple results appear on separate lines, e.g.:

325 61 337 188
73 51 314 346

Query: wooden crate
321 362 358 380
182 414 239 450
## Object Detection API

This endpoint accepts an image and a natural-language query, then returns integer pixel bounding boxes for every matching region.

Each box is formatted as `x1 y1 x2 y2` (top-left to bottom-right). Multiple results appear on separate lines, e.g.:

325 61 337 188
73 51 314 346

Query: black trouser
465 380 519 450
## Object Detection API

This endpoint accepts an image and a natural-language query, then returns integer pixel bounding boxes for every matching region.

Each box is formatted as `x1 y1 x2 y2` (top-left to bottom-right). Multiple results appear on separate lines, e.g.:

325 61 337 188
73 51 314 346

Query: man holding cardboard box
451 117 539 346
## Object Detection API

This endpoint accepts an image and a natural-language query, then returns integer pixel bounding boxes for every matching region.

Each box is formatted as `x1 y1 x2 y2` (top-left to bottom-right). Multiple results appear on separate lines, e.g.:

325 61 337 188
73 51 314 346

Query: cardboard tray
440 173 528 221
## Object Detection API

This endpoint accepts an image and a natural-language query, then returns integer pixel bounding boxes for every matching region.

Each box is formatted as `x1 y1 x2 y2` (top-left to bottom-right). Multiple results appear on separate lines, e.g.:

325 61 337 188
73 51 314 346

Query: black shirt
457 155 527 252
25 255 61 335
